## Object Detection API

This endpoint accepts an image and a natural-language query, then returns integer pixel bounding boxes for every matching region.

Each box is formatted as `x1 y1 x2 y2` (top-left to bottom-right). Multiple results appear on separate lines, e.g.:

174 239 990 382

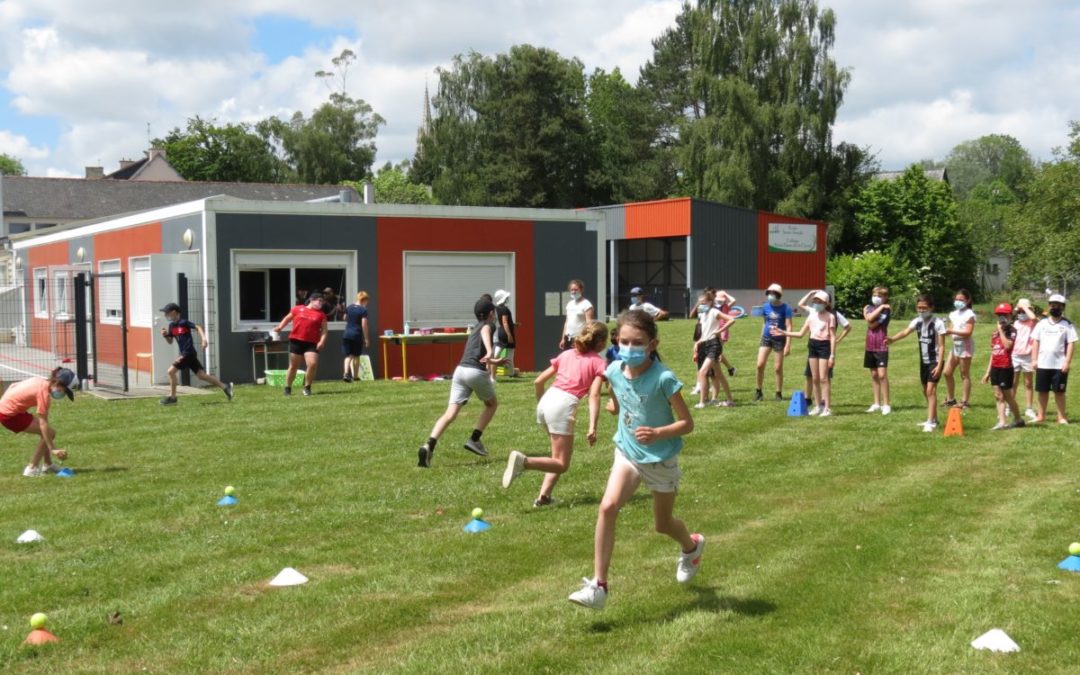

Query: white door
149 254 200 385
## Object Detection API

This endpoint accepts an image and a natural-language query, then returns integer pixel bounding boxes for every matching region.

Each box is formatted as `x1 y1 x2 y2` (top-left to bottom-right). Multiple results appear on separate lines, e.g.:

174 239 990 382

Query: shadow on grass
588 586 776 633
67 466 129 474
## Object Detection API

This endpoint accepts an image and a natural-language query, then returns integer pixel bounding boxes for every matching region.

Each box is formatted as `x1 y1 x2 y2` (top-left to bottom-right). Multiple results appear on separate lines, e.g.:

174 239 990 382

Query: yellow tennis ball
224 486 236 496
30 613 47 629
1070 542 1080 556
471 507 483 519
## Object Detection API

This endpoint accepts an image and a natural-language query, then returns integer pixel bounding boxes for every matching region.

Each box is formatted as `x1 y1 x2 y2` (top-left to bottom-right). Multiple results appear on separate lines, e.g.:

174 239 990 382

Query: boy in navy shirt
159 302 233 405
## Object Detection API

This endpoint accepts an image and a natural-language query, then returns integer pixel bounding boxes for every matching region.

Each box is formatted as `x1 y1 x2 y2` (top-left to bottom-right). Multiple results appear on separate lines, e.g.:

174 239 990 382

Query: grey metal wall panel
690 200 758 291
67 236 93 264
161 214 203 254
214 212 378 384
533 220 598 369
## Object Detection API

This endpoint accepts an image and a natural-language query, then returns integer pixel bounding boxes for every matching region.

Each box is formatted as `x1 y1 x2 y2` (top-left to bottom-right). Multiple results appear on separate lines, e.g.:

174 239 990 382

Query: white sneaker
689 385 701 395
921 421 937 433
693 402 707 409
676 533 705 583
881 405 892 416
568 578 607 610
1025 408 1038 421
807 405 820 416
22 466 42 477
866 404 881 413
819 407 832 417
502 451 526 488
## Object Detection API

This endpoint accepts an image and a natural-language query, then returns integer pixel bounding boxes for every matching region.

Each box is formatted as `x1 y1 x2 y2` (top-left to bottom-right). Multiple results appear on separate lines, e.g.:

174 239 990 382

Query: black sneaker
303 385 312 397
159 396 178 405
1009 420 1026 429
284 387 292 396
417 444 432 468
943 398 957 407
463 438 488 457
343 375 353 383
753 389 763 402
533 495 555 508
224 382 234 401
775 392 784 401
728 367 736 377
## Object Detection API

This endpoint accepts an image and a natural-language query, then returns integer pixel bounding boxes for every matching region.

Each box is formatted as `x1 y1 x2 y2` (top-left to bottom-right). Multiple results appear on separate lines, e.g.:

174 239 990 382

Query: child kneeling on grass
569 309 701 611
503 321 607 506
159 302 233 405
1 367 76 476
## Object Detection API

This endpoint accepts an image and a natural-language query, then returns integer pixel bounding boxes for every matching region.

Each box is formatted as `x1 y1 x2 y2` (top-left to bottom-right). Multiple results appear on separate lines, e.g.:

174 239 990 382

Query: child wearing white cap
1030 294 1076 424
1011 298 1038 420
754 283 793 401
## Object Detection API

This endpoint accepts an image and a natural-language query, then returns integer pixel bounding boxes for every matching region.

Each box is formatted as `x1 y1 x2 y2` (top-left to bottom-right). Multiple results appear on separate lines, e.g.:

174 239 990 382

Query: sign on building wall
768 223 818 253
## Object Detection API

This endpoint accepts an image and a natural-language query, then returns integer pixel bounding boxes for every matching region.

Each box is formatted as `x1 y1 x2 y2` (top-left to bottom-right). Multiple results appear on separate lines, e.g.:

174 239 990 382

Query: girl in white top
1012 298 1038 420
692 290 736 408
773 290 837 415
943 288 976 409
560 279 595 351
1030 294 1077 424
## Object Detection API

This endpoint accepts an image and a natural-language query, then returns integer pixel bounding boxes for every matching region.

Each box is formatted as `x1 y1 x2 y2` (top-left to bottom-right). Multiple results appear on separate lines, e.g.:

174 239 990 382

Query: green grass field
2 315 1078 673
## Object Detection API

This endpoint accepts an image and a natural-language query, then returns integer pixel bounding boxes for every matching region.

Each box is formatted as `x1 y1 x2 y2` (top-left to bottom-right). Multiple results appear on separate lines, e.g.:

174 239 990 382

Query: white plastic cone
16 530 44 543
268 567 308 586
971 628 1020 653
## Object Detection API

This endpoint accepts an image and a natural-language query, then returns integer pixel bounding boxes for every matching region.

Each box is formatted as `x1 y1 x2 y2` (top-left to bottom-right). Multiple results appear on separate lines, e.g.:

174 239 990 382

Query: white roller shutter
404 253 513 328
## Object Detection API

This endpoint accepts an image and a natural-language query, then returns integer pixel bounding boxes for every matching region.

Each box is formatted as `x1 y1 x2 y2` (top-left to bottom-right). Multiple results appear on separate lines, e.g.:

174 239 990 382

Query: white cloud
0 129 49 161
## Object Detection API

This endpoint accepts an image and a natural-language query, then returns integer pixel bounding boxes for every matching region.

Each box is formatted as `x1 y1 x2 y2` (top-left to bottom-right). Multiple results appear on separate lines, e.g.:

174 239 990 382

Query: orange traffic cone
943 406 964 437
23 629 59 646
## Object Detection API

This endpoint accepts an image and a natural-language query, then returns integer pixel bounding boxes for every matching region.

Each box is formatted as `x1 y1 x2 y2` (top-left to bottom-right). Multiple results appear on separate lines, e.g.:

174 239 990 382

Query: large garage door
404 252 514 329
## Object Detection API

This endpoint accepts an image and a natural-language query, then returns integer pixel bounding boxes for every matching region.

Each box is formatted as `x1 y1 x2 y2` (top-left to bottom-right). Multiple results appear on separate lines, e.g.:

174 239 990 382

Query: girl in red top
982 303 1023 430
0 367 77 476
274 292 329 396
502 321 608 506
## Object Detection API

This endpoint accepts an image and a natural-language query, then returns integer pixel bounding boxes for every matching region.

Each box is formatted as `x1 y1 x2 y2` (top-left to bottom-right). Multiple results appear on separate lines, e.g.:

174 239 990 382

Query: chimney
118 159 136 169
85 166 105 180
147 147 165 161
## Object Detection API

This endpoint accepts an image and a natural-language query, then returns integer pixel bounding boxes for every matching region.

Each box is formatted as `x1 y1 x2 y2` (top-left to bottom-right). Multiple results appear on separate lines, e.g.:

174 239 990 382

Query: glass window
99 259 122 324
129 257 151 327
33 268 48 318
232 251 355 327
54 271 70 319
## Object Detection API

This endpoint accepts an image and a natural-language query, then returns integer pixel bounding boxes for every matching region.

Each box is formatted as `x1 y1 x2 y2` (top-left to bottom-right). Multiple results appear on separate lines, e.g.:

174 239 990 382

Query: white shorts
536 387 579 436
613 448 681 493
1012 352 1033 373
951 339 973 359
449 366 495 405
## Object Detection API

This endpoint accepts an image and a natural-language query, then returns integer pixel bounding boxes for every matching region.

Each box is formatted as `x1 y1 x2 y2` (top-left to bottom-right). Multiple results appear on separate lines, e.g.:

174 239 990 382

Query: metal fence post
74 273 88 382
178 272 191 387
120 271 129 392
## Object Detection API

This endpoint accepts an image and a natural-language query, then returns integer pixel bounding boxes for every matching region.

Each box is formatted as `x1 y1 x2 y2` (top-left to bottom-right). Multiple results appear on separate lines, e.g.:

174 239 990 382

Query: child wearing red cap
981 303 1024 430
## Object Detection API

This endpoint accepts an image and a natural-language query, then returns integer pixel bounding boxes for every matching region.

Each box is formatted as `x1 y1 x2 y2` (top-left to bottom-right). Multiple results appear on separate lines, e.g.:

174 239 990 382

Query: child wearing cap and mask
1030 293 1077 424
1011 298 1038 420
981 303 1024 430
754 283 793 402
0 367 77 476
773 290 838 416
628 287 669 321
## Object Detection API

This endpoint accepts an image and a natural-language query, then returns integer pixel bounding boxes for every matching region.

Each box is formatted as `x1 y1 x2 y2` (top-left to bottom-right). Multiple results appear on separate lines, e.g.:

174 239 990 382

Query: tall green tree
670 0 851 215
154 116 290 183
0 153 26 176
344 162 434 205
1006 122 1080 288
412 45 592 208
851 165 976 300
945 134 1035 201
585 68 675 203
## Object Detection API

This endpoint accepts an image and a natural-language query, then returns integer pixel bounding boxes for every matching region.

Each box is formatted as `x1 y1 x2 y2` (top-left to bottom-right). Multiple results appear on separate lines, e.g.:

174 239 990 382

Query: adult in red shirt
274 292 329 396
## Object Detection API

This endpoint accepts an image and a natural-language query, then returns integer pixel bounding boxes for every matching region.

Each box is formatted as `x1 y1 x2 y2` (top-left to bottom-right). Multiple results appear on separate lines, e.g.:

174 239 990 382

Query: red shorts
0 411 34 433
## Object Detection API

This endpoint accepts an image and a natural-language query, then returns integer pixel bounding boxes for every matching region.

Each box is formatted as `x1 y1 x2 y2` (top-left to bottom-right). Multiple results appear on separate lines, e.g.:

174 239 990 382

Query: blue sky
1 0 1078 178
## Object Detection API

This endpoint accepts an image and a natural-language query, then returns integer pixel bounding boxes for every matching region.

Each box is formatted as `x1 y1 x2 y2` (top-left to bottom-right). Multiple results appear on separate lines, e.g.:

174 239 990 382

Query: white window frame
403 252 515 329
98 259 122 325
129 256 152 327
230 249 356 329
33 267 48 318
53 270 70 320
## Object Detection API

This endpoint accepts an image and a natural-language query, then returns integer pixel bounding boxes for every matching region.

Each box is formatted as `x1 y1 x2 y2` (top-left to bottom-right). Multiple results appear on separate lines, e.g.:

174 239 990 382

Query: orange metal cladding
623 198 692 239
26 241 70 353
93 222 163 369
756 211 827 288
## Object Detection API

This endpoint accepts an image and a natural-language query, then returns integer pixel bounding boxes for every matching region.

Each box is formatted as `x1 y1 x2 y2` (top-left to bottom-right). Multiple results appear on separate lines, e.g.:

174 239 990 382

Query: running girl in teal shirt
568 309 702 611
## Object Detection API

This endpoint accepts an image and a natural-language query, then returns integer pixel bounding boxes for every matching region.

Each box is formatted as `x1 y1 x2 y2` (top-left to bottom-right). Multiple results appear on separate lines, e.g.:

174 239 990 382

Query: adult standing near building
628 287 669 320
560 279 595 351
275 292 329 396
492 289 517 378
342 291 371 383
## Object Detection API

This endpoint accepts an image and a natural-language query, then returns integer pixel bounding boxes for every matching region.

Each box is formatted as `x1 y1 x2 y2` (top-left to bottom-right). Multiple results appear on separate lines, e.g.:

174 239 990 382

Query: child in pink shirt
0 368 77 476
1011 298 1038 420
503 321 608 506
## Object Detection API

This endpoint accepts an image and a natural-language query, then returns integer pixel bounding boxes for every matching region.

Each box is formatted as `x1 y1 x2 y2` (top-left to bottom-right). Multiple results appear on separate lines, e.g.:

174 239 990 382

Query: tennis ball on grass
471 507 484 519
30 613 47 629
224 486 236 496
1070 542 1080 556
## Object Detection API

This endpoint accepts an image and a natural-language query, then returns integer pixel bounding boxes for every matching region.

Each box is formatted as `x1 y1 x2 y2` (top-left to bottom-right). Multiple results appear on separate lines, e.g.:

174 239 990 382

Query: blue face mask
698 304 709 314
953 300 966 311
811 303 825 312
618 345 648 367
50 389 66 400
